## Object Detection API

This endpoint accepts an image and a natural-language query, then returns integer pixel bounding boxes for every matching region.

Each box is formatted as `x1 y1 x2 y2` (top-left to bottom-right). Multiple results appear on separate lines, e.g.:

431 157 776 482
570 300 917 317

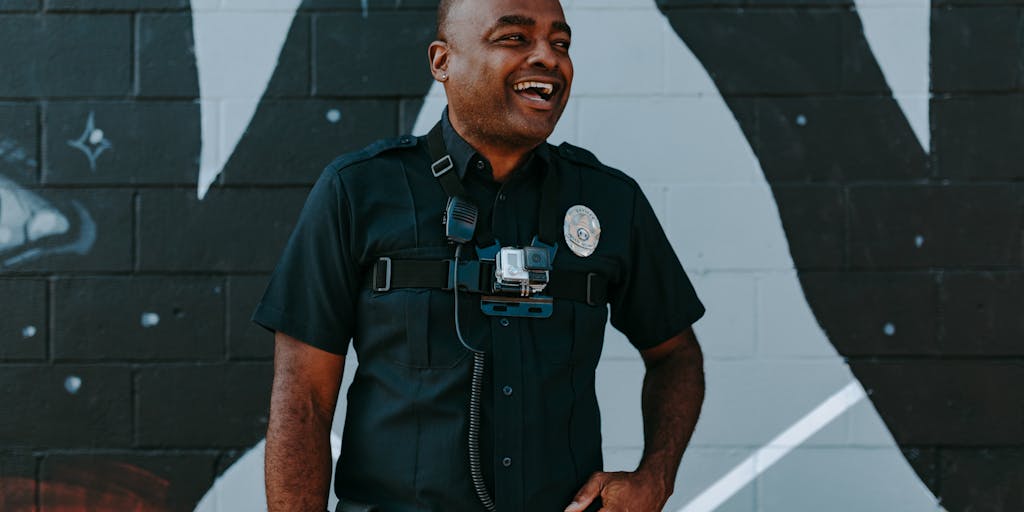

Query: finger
564 472 606 512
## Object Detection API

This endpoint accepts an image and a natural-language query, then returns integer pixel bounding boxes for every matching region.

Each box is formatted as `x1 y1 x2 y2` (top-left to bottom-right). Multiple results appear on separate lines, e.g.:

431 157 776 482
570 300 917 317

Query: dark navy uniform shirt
253 112 705 512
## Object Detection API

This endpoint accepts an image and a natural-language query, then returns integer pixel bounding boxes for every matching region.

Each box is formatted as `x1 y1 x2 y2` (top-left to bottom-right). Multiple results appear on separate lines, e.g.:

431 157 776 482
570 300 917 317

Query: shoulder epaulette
555 142 603 169
326 135 420 173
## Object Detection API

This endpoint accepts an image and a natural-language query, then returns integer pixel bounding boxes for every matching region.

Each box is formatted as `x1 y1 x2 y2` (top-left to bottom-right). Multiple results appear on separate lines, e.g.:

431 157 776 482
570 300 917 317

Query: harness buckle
586 272 599 306
431 154 454 178
373 257 392 292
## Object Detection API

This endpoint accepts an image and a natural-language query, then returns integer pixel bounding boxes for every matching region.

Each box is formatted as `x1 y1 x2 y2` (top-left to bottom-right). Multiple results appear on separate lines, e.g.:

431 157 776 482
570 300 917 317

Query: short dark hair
436 0 459 39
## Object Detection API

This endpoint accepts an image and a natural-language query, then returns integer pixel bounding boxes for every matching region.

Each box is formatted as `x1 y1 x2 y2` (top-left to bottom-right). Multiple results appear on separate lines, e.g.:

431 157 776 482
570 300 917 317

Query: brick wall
1 0 1021 511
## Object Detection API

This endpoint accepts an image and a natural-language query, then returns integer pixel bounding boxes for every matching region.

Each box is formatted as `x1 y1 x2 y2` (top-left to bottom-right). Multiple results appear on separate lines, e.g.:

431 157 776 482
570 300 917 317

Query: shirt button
502 457 512 467
503 385 513 396
476 160 486 170
498 193 507 201
499 318 510 327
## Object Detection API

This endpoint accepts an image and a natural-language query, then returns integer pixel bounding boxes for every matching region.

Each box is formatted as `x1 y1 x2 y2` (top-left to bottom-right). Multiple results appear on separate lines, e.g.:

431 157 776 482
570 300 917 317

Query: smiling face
432 0 573 151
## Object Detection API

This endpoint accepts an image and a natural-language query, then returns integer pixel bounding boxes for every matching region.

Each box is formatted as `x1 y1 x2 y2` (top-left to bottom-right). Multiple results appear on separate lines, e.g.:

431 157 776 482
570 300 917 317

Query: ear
428 40 450 82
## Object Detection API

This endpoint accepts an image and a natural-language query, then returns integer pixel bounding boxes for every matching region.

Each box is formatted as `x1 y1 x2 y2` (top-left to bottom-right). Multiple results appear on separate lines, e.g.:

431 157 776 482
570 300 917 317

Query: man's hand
565 470 669 512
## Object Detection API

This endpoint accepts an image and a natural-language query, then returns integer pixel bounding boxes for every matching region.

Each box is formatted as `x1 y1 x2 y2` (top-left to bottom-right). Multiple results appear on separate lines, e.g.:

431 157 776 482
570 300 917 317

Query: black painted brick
315 12 437 96
0 365 132 448
398 98 424 135
40 453 216 511
838 8 890 94
932 95 1024 180
660 9 843 95
801 272 938 356
228 275 272 360
0 451 36 511
0 103 39 184
264 13 311 97
53 277 225 361
932 6 1023 92
771 186 845 269
0 279 46 360
137 188 308 272
939 272 1024 356
221 99 398 185
853 361 1024 445
0 15 131 97
753 97 927 183
45 0 188 10
44 102 200 185
902 447 938 492
138 14 199 98
135 363 272 448
848 185 1024 268
657 0 851 6
0 188 133 273
939 449 1024 512
0 0 38 11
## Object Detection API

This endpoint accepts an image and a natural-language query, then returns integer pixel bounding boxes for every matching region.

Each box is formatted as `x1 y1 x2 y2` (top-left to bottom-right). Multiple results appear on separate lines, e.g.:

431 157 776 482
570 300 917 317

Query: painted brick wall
0 0 1020 511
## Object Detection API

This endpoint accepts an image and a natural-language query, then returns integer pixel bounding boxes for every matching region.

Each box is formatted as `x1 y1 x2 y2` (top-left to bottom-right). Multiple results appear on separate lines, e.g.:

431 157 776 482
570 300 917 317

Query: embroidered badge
563 205 601 257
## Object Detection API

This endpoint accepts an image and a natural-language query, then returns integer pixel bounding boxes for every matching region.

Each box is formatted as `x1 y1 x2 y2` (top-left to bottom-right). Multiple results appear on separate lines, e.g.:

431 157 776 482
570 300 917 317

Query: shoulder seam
554 142 636 185
325 135 419 175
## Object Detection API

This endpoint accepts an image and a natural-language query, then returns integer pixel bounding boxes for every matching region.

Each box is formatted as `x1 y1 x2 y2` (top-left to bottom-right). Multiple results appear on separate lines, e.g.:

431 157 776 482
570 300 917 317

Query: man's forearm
266 389 335 511
637 338 705 493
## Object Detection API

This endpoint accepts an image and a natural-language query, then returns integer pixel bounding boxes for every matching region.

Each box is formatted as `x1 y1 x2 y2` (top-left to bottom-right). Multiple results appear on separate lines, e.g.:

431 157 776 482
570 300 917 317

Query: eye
497 33 527 44
553 39 571 51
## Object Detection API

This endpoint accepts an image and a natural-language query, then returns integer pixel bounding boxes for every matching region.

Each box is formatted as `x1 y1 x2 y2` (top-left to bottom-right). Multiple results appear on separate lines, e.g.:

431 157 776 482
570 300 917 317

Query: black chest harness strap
369 122 609 307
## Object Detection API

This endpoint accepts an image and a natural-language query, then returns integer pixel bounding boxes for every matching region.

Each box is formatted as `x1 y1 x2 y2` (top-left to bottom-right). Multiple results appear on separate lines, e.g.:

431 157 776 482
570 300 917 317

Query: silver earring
440 73 448 81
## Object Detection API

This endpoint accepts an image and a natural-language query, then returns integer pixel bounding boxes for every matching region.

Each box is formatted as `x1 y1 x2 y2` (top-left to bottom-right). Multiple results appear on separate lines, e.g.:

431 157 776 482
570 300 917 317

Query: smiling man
254 0 707 511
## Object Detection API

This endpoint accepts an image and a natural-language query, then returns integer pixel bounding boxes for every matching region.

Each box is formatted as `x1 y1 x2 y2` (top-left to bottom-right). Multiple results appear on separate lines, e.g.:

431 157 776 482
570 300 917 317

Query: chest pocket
357 245 474 369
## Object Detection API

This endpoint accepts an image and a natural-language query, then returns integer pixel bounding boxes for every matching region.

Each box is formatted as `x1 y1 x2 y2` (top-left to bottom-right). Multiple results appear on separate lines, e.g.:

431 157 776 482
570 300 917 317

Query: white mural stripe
191 0 302 199
854 1 931 151
676 381 867 512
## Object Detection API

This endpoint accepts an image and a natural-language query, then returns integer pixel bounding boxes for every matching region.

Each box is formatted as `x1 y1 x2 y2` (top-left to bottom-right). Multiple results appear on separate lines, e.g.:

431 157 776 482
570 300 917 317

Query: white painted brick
857 6 930 95
192 12 296 99
220 0 301 11
639 183 668 221
689 272 757 359
845 398 902 447
566 10 664 96
601 323 637 361
668 447 757 512
569 0 652 9
214 441 268 512
663 19 720 97
756 271 840 359
602 446 643 471
666 185 794 272
691 360 851 447
596 359 645 447
577 97 762 185
189 0 221 12
759 448 941 512
548 99 580 146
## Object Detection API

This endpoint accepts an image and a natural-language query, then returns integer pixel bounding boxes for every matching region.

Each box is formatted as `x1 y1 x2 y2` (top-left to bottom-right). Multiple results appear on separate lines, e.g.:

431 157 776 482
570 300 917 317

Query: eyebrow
490 15 572 37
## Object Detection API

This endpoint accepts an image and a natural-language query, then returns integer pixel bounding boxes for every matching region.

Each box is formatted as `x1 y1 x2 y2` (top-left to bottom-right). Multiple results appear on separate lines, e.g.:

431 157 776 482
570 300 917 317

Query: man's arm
567 327 705 512
266 331 346 512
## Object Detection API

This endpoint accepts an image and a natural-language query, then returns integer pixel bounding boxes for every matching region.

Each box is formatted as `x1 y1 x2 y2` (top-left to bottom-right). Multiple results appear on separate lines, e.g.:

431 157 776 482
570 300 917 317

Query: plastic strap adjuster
431 155 454 178
586 272 599 306
373 257 392 292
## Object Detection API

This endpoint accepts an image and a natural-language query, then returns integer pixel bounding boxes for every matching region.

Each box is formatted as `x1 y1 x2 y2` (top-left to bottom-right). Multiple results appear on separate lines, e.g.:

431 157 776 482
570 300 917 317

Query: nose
527 41 559 70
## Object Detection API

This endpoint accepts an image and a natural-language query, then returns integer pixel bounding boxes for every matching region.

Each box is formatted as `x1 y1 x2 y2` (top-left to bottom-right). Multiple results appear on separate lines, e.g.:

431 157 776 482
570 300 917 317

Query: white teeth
514 81 554 95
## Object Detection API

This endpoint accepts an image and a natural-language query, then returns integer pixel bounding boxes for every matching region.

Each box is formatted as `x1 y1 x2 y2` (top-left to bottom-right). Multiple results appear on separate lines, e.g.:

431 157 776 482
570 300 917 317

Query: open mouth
513 80 557 103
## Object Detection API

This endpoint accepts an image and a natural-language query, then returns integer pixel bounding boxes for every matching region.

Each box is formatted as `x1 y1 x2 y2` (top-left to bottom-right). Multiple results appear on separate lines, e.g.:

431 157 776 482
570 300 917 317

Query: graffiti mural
0 0 1020 511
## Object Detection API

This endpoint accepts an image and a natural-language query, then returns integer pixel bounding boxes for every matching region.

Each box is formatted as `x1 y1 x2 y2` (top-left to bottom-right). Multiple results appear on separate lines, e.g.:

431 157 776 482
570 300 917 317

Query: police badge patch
563 205 601 257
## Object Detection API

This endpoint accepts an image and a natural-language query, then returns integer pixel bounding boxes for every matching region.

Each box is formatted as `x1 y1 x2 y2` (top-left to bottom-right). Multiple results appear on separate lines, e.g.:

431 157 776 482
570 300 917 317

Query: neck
448 112 539 183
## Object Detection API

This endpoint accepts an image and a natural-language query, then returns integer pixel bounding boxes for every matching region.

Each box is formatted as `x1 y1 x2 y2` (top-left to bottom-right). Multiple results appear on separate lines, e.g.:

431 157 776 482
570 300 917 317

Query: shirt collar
440 108 551 181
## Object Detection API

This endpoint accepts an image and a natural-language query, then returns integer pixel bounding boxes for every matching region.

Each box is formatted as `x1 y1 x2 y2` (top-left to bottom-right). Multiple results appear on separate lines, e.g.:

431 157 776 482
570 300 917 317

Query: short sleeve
251 168 360 355
608 186 705 350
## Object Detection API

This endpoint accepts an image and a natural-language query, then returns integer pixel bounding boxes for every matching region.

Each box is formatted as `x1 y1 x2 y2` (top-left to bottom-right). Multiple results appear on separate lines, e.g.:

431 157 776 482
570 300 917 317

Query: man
253 0 706 510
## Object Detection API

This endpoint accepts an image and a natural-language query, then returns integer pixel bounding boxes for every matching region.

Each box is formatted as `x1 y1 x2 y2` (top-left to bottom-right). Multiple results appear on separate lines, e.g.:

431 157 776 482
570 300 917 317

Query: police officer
254 0 707 511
